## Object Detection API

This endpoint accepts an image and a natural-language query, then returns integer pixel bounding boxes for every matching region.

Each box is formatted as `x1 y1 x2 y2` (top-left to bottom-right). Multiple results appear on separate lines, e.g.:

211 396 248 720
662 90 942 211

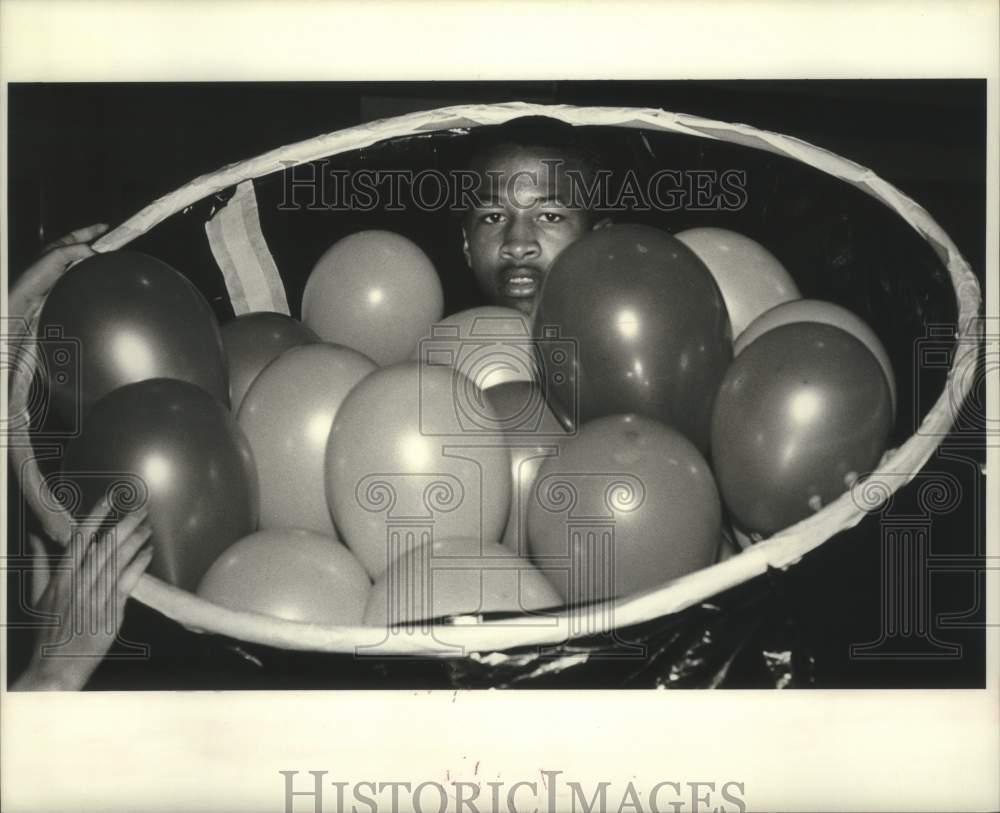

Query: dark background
5 81 988 688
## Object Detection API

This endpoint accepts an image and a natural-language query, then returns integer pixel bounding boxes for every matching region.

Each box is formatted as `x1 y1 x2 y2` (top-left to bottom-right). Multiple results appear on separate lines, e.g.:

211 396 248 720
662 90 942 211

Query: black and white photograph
1 2 997 812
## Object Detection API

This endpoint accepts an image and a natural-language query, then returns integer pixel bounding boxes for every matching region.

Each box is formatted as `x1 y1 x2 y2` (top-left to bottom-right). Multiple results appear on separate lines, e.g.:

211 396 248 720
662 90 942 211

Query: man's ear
461 227 472 267
591 217 612 231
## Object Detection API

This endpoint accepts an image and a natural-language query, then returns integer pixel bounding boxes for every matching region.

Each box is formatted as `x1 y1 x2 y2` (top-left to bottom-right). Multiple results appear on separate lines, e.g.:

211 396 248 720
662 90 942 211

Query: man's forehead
471 154 585 202
472 190 573 209
462 145 593 215
474 146 586 178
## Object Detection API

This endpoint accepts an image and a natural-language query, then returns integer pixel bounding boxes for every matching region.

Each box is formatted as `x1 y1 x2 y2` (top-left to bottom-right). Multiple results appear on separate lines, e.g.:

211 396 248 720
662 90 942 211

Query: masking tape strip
205 180 288 316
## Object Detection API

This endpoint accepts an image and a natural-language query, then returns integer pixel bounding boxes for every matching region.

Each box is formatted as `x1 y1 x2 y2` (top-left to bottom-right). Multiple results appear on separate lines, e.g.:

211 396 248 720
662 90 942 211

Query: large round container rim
8 101 982 656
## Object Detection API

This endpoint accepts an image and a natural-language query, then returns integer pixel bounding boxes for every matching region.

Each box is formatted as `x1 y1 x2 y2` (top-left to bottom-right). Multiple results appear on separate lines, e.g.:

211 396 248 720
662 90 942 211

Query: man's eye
539 212 564 223
481 212 505 225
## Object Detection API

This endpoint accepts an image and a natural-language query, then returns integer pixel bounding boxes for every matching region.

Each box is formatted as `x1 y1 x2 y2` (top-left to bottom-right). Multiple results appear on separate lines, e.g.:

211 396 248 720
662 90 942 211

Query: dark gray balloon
710 322 893 536
38 250 228 424
534 224 732 454
526 414 721 603
63 378 259 591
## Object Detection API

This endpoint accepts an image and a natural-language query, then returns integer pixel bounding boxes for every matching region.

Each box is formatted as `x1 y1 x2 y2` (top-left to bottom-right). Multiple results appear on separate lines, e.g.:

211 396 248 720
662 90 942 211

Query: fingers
69 497 115 571
50 242 98 265
74 534 140 640
36 242 98 281
104 505 149 551
93 519 153 592
8 245 98 320
28 534 52 607
41 223 109 253
10 224 111 322
115 544 155 610
84 495 118 527
89 507 152 590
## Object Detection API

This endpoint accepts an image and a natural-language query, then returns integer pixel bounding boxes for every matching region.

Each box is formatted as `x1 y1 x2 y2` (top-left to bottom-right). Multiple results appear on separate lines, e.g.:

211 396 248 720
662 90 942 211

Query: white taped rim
13 102 982 655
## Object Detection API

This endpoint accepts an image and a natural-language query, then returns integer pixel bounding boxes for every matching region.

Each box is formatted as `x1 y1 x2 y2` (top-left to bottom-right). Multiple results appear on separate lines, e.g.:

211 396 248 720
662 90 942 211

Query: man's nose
500 222 541 261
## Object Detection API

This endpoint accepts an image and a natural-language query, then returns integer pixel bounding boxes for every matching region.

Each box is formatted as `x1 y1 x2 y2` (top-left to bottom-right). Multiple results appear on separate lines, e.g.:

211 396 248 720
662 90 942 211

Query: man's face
462 146 595 316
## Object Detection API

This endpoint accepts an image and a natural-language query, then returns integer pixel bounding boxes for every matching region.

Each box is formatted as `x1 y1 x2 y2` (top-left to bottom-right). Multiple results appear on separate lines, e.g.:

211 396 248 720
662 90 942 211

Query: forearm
11 658 87 692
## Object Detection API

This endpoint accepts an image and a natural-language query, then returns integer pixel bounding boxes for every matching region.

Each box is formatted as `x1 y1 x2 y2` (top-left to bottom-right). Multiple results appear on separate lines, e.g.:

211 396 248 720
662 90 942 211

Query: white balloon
325 363 511 579
303 230 444 366
483 381 572 556
364 538 562 627
197 529 371 626
238 343 376 538
411 306 538 390
675 227 800 339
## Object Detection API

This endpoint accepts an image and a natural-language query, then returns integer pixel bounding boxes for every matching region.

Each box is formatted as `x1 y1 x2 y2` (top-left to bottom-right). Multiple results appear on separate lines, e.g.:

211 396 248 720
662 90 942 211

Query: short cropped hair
462 116 604 217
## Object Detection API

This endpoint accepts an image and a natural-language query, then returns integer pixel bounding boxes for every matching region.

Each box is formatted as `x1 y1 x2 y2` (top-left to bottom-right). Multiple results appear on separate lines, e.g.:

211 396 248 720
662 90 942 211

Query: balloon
734 298 897 416
237 343 376 537
197 529 370 625
325 363 511 578
364 538 561 627
711 322 893 536
302 230 444 366
527 414 721 603
62 378 259 591
674 227 801 338
483 381 571 555
534 224 732 453
411 306 537 390
221 312 318 412
37 250 228 424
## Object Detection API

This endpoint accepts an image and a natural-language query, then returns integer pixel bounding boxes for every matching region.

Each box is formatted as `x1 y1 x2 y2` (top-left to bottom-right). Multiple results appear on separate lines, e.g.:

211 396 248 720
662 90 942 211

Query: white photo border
1 2 997 812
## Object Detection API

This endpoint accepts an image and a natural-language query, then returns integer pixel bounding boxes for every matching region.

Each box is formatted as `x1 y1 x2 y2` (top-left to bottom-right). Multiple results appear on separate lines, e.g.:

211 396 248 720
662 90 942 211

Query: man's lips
499 267 543 298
